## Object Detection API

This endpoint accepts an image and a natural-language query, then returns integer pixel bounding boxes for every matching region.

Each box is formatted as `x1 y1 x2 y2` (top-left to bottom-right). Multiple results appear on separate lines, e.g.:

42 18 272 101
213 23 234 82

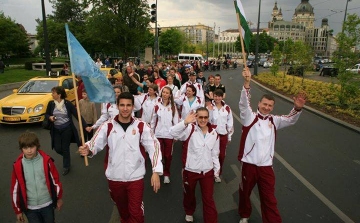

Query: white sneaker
214 176 222 183
164 176 170 184
239 218 249 223
185 215 194 222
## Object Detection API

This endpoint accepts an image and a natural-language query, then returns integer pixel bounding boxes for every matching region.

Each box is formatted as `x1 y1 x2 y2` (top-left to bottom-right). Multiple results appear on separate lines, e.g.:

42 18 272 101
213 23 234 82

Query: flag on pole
234 0 251 52
65 24 115 103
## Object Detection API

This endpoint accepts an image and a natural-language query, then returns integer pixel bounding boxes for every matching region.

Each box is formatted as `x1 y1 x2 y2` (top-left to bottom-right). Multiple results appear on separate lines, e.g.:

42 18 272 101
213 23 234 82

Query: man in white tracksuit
79 92 163 223
238 68 306 223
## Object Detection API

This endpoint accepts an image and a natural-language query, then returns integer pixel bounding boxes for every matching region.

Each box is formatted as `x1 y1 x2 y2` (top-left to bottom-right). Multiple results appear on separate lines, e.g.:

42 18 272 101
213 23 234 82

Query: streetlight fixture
41 0 51 74
254 0 261 75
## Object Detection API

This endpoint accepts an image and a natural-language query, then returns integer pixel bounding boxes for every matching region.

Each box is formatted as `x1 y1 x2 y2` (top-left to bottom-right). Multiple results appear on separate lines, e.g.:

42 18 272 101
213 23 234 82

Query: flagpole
65 24 88 166
234 0 247 68
72 73 88 166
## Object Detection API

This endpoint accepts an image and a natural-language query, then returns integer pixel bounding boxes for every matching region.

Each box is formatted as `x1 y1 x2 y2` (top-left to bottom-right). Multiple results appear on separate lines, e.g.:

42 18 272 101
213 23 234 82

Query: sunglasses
197 116 208 120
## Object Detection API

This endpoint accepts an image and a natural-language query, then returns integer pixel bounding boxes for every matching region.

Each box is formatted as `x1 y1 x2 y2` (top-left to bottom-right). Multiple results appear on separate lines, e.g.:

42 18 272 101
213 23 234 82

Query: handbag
42 117 51 130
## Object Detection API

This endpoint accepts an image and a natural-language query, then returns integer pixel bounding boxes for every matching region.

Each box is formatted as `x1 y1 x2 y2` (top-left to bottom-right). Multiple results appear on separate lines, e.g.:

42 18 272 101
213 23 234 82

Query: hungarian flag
234 0 251 52
65 24 115 103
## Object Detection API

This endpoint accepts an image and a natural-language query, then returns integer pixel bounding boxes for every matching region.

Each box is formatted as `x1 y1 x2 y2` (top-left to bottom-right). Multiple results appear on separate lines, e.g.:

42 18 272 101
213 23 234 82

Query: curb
0 82 24 92
251 79 360 134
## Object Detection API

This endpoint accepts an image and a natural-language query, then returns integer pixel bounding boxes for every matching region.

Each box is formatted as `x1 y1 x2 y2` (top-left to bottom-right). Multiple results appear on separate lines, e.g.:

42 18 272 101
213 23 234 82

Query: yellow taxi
100 67 122 78
0 75 77 124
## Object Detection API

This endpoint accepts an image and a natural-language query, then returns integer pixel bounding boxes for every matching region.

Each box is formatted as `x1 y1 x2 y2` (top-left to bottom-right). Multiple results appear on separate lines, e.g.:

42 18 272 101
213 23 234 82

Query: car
346 64 360 74
319 63 338 77
0 74 77 124
258 58 268 67
100 67 122 78
287 65 305 76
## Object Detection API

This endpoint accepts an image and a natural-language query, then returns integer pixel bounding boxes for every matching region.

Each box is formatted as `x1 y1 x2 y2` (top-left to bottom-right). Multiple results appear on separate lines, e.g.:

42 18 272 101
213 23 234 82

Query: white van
178 53 204 62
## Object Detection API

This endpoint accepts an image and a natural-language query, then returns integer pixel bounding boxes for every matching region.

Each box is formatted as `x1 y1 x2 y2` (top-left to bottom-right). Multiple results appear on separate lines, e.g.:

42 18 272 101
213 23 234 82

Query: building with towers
268 0 337 56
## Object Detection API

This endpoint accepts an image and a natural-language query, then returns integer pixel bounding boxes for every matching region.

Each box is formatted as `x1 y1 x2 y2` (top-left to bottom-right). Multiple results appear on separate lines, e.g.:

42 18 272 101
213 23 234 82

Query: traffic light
158 28 162 36
150 4 156 23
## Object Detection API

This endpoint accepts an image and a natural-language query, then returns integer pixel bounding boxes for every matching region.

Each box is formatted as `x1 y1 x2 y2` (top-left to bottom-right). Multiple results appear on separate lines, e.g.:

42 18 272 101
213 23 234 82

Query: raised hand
184 110 197 125
242 67 251 88
293 91 307 110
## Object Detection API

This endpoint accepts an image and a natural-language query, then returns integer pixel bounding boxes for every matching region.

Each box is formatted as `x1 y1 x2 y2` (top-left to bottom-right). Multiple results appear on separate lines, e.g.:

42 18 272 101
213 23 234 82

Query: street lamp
254 0 261 75
41 0 51 74
342 0 351 34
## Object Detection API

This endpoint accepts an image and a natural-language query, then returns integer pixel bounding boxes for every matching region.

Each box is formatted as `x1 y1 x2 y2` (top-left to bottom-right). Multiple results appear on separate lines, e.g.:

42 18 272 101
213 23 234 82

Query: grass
5 57 69 65
0 67 47 85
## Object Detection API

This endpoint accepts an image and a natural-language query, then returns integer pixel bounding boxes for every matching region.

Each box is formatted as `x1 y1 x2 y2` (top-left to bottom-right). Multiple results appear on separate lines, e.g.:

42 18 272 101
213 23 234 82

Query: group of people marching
11 60 306 223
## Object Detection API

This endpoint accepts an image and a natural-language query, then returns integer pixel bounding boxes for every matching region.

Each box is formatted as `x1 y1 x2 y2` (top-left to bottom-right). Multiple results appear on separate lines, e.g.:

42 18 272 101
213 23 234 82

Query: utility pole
213 22 216 59
254 0 261 75
150 1 158 64
217 27 220 59
41 0 51 74
206 27 209 61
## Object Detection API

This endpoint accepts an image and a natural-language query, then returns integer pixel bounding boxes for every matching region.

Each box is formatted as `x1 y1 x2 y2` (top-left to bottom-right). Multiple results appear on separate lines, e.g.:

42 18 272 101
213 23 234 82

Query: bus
178 53 204 62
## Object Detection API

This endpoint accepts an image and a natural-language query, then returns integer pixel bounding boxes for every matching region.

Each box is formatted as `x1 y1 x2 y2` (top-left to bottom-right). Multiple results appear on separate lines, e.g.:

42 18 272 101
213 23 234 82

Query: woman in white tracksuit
150 86 179 184
134 84 160 123
169 107 220 223
174 85 202 121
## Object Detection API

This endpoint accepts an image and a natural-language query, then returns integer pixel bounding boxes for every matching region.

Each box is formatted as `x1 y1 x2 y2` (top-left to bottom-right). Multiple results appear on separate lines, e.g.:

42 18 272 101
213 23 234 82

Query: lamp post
254 0 261 75
206 27 209 61
342 0 351 34
41 0 51 74
213 22 216 59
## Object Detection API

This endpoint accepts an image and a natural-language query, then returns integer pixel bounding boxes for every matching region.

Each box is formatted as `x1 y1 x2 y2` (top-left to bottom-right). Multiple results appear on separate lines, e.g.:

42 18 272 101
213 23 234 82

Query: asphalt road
0 67 359 223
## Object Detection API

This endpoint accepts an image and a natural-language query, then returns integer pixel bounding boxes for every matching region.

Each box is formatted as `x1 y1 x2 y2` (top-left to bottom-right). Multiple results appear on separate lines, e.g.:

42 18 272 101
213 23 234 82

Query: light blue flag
65 24 115 103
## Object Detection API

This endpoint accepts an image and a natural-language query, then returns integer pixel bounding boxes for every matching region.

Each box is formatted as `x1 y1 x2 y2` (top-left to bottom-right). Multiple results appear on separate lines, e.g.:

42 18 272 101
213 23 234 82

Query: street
0 67 359 223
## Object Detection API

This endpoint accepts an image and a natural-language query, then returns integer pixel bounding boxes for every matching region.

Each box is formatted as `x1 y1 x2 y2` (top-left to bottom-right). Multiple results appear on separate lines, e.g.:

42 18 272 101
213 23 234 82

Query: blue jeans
25 204 55 223
53 125 72 169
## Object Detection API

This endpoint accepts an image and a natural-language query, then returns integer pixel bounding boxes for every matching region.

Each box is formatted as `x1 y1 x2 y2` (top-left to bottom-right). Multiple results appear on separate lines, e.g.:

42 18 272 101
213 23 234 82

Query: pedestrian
11 131 63 223
204 75 215 106
76 76 85 100
0 59 5 73
213 74 226 99
123 66 140 96
95 58 103 68
169 108 220 223
175 85 202 121
238 68 306 223
79 89 97 141
207 89 234 183
150 86 179 184
196 71 206 88
134 84 160 124
78 92 163 223
179 72 205 106
45 86 87 176
163 75 179 97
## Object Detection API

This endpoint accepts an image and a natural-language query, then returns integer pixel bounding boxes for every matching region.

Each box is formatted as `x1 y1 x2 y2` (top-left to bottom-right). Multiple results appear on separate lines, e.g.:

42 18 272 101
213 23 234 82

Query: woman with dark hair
45 86 87 176
174 85 202 121
150 86 179 184
134 84 160 123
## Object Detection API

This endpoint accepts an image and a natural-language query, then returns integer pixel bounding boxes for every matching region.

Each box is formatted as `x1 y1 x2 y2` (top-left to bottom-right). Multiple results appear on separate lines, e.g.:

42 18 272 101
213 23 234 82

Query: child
79 89 98 141
11 131 63 223
196 71 206 88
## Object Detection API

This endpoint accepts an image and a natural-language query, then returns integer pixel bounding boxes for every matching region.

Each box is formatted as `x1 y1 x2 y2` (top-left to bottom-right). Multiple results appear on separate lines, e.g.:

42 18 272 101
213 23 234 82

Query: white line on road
232 113 355 223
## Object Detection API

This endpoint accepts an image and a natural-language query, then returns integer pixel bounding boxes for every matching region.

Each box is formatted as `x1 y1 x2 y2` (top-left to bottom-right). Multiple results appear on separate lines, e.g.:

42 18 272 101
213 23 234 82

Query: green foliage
332 13 360 107
270 45 281 75
0 68 45 84
0 12 30 57
159 28 184 55
235 31 278 54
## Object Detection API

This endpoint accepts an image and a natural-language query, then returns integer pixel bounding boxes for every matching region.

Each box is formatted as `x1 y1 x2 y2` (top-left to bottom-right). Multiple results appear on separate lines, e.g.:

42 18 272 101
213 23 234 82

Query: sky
1 0 359 35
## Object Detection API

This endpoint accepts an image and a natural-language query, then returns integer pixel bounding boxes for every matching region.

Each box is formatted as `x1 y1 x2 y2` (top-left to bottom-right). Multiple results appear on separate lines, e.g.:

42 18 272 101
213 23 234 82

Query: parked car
0 75 77 124
319 63 338 77
346 64 360 74
100 67 122 78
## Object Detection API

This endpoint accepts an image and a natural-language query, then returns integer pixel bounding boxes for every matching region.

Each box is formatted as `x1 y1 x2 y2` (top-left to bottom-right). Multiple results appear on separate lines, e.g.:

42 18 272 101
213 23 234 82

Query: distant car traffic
346 64 360 74
258 58 268 67
0 75 77 124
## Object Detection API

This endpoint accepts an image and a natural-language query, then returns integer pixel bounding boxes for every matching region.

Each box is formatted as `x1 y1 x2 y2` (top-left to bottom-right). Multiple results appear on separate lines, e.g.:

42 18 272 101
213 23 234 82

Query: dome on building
273 1 278 10
294 0 314 14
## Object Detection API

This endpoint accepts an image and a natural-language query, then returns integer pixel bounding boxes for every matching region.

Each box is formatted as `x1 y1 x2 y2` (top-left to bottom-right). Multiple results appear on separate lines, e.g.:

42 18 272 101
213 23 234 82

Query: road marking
232 112 355 223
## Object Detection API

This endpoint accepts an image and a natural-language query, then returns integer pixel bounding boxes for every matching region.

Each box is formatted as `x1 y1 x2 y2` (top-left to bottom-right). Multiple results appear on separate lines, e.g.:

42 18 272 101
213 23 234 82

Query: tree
332 13 360 108
159 28 184 55
85 0 151 58
0 12 30 57
270 44 281 76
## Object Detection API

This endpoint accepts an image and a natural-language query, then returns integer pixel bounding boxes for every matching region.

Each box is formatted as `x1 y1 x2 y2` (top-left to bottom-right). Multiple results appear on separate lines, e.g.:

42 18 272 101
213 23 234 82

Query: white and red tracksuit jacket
169 121 220 176
134 93 160 123
208 100 234 141
179 81 205 106
174 95 203 120
86 116 163 182
238 86 302 166
92 103 119 129
150 101 179 139
11 150 63 214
